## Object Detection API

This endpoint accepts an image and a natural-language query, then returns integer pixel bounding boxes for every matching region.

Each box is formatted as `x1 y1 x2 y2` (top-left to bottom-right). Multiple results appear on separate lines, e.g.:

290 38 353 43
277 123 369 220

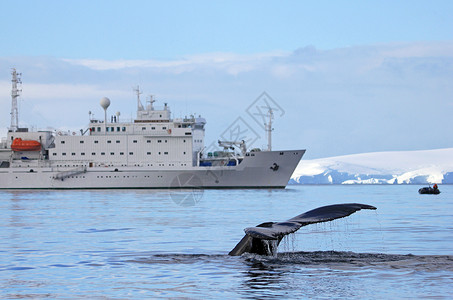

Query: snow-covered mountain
290 148 453 184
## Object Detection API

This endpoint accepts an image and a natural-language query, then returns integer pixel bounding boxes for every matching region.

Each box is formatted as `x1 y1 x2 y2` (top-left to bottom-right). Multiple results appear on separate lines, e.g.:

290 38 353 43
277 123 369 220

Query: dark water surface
1 185 452 299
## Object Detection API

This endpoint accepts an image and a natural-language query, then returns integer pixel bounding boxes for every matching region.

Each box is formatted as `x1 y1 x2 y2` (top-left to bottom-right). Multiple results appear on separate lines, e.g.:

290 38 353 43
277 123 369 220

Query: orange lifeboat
11 138 41 152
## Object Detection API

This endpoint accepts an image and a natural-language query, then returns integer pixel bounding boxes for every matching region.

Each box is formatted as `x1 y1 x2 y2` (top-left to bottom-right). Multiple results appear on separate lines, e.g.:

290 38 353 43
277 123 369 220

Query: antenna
147 95 156 110
133 86 144 111
264 108 274 151
10 68 22 132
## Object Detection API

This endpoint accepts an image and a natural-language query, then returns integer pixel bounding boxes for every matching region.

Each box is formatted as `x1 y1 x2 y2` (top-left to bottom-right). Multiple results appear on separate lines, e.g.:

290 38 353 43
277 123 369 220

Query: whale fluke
229 203 377 256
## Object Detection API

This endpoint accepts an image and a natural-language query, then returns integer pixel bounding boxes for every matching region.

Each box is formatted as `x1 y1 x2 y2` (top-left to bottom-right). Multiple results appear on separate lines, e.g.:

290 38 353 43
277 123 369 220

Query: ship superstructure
0 70 305 189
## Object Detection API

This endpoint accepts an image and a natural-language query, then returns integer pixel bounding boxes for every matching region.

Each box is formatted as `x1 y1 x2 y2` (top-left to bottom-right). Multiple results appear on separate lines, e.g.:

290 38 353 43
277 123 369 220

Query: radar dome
100 97 111 110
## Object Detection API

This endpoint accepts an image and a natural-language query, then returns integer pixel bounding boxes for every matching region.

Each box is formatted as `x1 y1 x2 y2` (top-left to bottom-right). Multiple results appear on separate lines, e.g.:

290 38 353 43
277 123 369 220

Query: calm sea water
1 185 452 299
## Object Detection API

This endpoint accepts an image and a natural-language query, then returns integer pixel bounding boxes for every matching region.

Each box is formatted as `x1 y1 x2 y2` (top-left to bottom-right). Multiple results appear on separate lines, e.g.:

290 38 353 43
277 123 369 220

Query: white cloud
380 41 453 58
62 51 288 75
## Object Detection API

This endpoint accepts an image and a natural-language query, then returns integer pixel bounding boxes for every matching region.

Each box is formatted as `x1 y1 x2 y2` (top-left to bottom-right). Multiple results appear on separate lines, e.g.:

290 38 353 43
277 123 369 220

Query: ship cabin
4 94 207 170
47 96 207 169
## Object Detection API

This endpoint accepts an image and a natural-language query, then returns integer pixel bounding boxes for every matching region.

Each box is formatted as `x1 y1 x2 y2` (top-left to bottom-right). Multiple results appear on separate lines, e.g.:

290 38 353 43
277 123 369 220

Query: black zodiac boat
419 184 441 195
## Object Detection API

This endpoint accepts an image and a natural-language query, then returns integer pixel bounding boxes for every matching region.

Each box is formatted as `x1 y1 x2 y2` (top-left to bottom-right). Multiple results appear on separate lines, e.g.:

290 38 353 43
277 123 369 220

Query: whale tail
229 203 376 256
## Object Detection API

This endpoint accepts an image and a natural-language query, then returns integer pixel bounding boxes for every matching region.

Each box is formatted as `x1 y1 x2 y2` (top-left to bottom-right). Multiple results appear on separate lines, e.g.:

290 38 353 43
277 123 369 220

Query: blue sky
1 1 453 158
2 1 452 59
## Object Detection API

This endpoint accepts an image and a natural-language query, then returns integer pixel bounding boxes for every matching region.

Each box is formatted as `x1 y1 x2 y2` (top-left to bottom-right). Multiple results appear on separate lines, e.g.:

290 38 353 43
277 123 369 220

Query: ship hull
0 150 304 189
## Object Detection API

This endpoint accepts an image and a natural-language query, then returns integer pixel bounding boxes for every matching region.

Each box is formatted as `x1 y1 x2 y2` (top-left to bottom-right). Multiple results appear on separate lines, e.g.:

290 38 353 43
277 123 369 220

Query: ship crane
218 140 247 156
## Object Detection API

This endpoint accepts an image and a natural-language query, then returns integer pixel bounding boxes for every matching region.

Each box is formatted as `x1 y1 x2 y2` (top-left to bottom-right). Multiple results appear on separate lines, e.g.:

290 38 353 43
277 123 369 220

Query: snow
290 148 453 184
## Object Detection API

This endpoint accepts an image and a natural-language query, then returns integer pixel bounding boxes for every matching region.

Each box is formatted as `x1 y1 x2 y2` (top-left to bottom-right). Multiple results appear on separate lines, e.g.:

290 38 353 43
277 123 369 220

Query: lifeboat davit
11 138 41 152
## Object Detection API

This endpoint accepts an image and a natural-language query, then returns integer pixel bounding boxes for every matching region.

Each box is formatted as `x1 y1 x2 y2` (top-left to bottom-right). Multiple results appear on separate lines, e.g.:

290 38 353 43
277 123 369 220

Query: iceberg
290 148 453 185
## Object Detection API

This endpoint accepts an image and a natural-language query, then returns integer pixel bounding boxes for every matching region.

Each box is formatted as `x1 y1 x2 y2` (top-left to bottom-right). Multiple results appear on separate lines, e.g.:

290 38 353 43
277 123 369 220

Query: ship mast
265 108 274 151
134 86 144 111
10 68 22 132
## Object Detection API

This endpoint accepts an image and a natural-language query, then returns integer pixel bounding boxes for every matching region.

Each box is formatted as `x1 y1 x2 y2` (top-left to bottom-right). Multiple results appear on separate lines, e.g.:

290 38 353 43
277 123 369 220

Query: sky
1 0 453 159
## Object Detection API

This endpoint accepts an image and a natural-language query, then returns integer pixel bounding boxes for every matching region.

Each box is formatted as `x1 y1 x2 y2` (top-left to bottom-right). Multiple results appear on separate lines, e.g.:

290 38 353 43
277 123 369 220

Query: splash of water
262 240 279 257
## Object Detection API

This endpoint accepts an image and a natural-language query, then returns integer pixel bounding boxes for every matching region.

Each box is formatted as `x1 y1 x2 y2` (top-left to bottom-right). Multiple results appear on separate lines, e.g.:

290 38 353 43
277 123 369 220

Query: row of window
91 125 169 132
53 163 189 168
61 139 187 144
53 151 187 156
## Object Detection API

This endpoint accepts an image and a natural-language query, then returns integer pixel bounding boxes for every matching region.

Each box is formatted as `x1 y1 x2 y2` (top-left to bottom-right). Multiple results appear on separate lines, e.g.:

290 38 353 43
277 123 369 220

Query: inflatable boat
418 186 441 194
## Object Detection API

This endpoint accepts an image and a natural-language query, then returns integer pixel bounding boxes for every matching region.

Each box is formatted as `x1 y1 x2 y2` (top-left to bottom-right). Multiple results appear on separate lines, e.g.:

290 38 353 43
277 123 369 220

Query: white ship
0 69 305 189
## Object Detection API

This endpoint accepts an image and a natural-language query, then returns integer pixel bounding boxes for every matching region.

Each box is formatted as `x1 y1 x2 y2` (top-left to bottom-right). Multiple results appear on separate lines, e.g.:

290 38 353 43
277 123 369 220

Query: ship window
158 152 161 155
110 152 114 155
80 141 84 144
129 152 133 155
147 140 151 143
142 127 146 130
71 153 76 156
97 127 101 132
116 140 120 143
62 153 66 156
94 140 99 144
133 140 137 143
163 126 167 129
120 152 124 155
164 152 168 155
110 127 114 131
81 153 85 156
147 152 151 155
117 127 120 132
101 152 105 155
183 140 186 142
185 132 191 135
61 141 65 144
106 127 109 132
151 127 156 130
183 152 186 154
165 140 167 143
107 140 112 144
53 153 57 156
122 127 126 132
158 140 162 143
92 152 96 155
